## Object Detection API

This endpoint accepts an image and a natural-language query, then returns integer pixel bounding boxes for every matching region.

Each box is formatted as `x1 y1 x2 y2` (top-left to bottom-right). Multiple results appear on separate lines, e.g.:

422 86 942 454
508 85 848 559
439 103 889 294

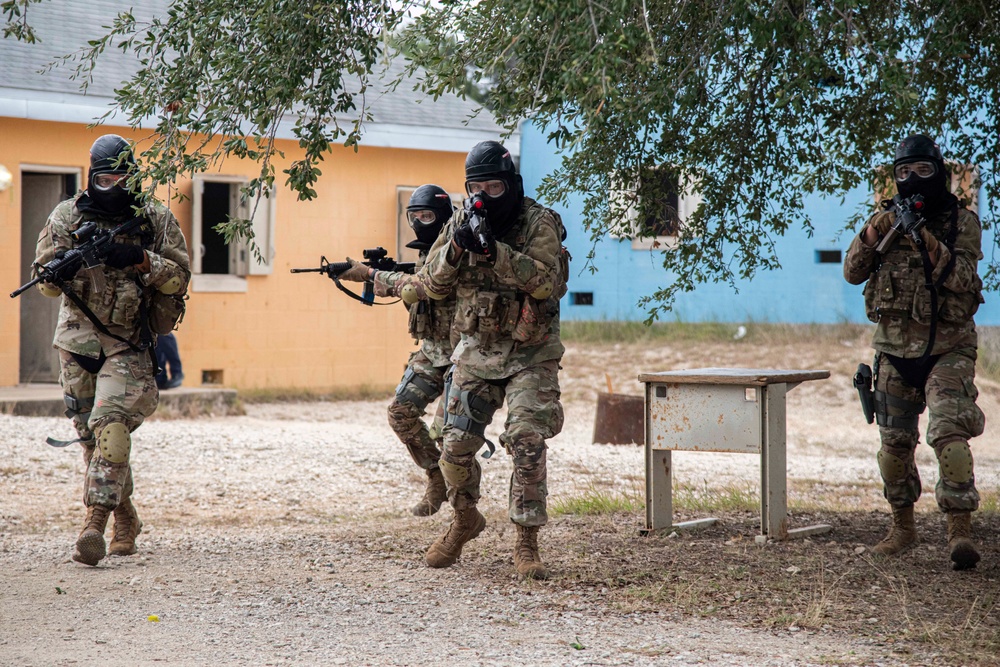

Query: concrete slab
0 383 243 418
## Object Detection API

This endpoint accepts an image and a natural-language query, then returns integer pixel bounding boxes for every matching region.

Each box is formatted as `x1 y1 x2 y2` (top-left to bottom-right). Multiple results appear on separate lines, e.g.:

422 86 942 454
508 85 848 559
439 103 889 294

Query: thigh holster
395 367 437 412
874 390 925 430
63 393 94 419
443 379 498 459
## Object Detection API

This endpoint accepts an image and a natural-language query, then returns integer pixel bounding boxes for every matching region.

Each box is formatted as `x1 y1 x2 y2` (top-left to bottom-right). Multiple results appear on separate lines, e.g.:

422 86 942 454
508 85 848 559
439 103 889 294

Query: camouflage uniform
35 195 191 510
844 203 986 512
374 252 459 472
415 197 566 527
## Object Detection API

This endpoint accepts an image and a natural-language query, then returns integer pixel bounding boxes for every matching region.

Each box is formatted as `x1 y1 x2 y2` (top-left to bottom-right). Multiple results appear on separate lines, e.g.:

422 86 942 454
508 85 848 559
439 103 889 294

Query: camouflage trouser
440 359 564 527
388 349 447 470
876 348 985 512
58 348 158 509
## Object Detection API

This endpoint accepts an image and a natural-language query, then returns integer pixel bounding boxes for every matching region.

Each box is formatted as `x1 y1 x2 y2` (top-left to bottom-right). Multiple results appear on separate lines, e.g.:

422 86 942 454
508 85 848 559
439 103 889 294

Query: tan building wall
0 117 469 390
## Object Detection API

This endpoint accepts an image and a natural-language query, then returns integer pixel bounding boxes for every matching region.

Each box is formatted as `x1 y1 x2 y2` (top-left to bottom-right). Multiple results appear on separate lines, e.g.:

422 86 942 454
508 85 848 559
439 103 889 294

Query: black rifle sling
916 202 960 363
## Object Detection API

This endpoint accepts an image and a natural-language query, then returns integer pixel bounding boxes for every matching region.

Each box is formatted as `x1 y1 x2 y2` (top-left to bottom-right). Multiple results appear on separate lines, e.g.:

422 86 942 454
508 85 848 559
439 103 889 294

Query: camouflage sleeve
32 201 77 271
491 211 561 296
374 271 424 298
934 209 982 293
843 220 880 286
417 218 462 298
141 207 191 294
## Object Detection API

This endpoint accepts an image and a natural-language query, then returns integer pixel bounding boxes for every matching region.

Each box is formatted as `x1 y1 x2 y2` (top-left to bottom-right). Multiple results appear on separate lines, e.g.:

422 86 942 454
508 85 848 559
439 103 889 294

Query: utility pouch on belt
408 301 430 340
853 363 875 425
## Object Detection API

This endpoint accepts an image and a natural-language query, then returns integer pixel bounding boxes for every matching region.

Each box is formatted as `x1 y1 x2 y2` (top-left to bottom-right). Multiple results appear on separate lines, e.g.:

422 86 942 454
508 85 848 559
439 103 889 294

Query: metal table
638 368 832 540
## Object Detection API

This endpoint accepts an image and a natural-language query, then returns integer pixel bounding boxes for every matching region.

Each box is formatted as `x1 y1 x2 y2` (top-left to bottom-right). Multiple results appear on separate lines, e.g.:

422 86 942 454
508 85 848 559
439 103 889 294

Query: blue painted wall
520 122 999 325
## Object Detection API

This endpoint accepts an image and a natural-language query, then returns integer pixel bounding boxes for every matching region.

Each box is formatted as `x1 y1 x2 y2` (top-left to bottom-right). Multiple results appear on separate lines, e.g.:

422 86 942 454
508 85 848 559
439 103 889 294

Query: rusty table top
637 368 830 387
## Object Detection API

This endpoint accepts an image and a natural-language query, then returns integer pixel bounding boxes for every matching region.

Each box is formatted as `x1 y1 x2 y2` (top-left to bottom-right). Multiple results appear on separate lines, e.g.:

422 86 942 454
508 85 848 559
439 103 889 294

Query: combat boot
513 524 549 580
425 507 486 568
72 504 112 566
872 505 918 556
947 512 980 571
411 467 448 517
109 498 143 556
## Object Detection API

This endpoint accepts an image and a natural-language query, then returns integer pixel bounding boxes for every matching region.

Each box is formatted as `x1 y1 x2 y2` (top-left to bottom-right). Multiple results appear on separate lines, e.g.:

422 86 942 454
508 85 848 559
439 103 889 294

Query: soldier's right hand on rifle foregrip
338 258 371 283
452 223 481 254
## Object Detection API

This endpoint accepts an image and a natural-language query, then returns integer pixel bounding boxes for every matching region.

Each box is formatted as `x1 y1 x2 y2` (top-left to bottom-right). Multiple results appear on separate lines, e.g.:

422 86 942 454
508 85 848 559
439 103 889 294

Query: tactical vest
451 202 567 347
863 209 982 327
57 200 156 335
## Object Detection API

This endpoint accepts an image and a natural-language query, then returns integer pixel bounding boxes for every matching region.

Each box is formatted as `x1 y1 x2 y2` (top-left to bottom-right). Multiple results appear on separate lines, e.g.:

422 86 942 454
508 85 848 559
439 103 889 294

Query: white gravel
1 367 997 665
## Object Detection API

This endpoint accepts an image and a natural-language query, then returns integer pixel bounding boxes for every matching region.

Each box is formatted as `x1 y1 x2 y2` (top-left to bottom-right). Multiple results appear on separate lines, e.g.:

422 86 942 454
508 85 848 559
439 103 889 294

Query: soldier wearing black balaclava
32 134 190 566
341 184 460 517
844 133 986 570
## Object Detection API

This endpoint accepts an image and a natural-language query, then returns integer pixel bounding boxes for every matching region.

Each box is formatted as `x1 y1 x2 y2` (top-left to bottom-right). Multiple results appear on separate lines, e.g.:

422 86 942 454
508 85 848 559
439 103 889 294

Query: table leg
763 383 788 539
645 447 672 533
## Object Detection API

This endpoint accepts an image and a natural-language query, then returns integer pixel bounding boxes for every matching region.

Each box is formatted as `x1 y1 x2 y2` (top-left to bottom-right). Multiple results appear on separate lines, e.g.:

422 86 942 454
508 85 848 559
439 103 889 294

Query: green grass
239 384 395 403
551 479 759 517
561 320 870 346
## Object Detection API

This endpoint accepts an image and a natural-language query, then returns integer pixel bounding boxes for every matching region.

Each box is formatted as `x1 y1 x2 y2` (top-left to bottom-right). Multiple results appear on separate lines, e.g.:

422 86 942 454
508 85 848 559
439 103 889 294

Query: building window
815 250 842 264
610 165 701 250
192 175 275 292
396 185 462 264
570 292 594 306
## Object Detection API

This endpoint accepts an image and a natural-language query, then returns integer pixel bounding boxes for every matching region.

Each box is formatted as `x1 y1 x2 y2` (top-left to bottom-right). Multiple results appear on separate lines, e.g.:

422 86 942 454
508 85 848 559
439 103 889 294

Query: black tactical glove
453 223 497 260
104 243 146 269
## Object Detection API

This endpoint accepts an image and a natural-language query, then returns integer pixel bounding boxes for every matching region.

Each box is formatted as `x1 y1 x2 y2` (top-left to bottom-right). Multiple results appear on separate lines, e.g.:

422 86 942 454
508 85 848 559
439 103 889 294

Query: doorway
19 169 80 383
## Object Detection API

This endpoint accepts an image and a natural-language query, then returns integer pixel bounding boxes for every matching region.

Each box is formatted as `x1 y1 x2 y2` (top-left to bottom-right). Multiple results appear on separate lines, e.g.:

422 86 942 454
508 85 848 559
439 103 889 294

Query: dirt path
2 330 999 666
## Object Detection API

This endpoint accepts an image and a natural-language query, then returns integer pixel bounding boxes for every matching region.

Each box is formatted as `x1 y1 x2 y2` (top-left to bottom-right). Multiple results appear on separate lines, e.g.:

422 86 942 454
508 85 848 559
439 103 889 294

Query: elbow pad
530 281 554 300
158 276 184 295
37 282 62 298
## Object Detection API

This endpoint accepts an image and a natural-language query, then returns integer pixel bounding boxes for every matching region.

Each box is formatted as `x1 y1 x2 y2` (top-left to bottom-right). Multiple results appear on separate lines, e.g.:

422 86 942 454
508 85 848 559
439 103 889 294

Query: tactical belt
395 368 437 412
874 389 925 430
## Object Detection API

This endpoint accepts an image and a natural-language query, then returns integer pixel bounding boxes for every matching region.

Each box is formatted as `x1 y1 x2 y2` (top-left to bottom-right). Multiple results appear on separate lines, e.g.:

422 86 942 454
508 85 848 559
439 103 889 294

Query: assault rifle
464 192 492 254
10 216 150 298
875 194 926 255
290 246 415 306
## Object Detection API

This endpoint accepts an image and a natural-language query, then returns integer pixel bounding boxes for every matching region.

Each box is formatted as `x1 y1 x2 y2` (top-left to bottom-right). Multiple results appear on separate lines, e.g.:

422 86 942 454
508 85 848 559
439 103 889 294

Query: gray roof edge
0 87 519 155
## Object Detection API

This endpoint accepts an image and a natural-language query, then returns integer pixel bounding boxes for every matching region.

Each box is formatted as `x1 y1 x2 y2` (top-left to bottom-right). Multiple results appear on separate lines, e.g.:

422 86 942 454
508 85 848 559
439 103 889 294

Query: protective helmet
893 133 949 209
406 184 454 249
464 140 523 235
86 134 139 216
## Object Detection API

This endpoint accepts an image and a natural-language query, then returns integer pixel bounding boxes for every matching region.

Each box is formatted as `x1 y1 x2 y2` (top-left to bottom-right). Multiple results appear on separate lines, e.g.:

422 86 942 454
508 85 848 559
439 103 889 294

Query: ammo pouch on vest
512 295 557 346
148 291 187 335
453 288 520 346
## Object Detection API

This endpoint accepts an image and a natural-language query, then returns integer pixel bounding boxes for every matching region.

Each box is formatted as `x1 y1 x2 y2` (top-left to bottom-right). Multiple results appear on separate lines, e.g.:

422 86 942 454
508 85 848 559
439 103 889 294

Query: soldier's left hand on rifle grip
104 243 146 269
339 257 372 283
918 228 940 262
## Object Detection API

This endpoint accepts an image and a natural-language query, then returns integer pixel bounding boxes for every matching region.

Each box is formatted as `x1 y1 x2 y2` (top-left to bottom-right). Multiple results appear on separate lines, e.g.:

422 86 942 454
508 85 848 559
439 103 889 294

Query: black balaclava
893 133 953 214
464 141 523 237
406 184 454 250
80 134 139 217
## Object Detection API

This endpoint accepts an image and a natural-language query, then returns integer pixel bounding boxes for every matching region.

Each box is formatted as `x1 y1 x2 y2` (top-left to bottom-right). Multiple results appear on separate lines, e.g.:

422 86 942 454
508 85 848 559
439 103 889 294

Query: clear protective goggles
894 161 937 182
465 179 506 199
407 209 438 226
93 173 129 191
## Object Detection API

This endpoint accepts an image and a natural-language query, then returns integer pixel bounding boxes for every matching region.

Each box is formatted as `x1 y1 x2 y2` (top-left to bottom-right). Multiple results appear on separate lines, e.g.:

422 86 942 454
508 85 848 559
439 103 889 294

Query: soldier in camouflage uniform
349 141 567 579
343 185 459 516
844 134 986 570
33 135 191 566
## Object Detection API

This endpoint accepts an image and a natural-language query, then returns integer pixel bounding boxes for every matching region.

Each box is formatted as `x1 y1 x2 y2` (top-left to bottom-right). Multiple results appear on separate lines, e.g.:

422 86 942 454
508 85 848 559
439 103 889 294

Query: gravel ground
2 334 998 666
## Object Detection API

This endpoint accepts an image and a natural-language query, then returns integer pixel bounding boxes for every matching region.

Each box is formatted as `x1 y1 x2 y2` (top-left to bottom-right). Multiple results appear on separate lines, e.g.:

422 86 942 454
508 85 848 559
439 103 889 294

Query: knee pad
97 422 131 464
395 368 437 412
438 457 470 487
877 450 908 483
938 441 974 484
